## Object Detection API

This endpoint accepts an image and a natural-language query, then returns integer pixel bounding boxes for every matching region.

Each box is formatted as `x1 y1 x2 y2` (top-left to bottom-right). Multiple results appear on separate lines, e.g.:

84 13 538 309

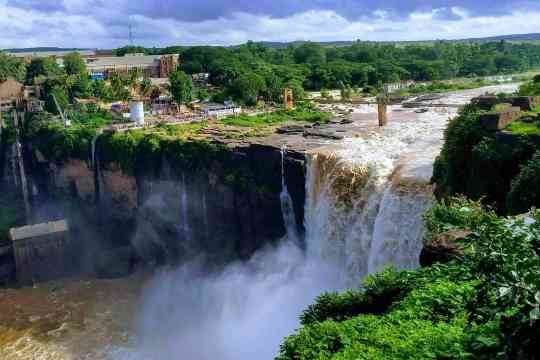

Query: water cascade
280 146 300 244
180 174 191 241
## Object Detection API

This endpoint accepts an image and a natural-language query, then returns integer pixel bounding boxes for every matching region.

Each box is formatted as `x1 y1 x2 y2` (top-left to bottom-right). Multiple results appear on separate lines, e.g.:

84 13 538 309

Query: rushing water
280 146 301 245
113 84 520 359
1 84 520 360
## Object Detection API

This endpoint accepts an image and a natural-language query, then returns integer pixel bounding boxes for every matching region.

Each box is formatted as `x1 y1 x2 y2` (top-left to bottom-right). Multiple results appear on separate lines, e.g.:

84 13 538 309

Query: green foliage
507 150 540 213
26 57 64 84
219 107 331 128
506 118 540 135
280 200 540 359
140 41 540 105
432 105 492 196
0 52 26 83
231 72 266 105
23 111 111 162
63 52 87 76
433 104 539 213
169 70 193 105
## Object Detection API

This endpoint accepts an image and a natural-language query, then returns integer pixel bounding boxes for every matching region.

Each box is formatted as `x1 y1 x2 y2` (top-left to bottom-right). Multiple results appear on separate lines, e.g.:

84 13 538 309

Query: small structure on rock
377 91 388 127
9 220 72 285
479 106 522 131
283 88 294 110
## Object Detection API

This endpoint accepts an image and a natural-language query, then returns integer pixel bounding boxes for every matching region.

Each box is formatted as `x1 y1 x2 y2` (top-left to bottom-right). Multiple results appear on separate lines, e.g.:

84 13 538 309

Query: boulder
303 129 345 140
420 229 471 266
276 125 305 134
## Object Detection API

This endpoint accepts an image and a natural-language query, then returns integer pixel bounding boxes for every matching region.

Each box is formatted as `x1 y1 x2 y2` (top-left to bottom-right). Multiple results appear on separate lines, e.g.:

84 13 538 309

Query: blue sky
1 0 539 48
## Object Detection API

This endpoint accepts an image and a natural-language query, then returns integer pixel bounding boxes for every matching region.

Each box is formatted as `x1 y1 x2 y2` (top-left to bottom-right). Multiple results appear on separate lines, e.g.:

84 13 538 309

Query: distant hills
3 47 93 53
258 33 540 48
3 33 540 52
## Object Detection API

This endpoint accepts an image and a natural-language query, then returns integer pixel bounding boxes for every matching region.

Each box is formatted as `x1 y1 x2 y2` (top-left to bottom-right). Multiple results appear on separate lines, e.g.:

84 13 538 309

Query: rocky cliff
24 134 308 277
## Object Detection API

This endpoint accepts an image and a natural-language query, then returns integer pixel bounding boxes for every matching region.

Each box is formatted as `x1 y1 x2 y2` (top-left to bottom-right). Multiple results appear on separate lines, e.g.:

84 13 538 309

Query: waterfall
180 174 191 241
303 150 390 283
303 108 448 283
91 130 103 169
280 146 300 244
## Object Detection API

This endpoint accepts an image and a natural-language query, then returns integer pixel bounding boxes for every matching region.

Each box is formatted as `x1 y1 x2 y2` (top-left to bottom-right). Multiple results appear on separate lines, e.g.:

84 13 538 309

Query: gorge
0 84 520 359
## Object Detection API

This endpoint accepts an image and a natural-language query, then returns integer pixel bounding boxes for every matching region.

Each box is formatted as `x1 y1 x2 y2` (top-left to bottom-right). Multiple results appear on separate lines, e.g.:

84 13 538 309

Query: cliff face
28 138 307 275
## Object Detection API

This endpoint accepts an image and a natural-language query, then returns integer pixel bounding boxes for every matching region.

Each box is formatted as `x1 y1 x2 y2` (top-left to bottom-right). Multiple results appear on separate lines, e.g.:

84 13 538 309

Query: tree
27 57 64 84
284 80 305 101
197 88 210 101
231 72 265 105
0 52 26 83
63 52 87 76
169 70 193 105
44 85 69 114
71 74 92 99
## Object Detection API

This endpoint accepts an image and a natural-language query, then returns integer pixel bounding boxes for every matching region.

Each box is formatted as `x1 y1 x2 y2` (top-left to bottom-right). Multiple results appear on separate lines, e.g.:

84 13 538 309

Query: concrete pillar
378 103 387 127
9 220 71 286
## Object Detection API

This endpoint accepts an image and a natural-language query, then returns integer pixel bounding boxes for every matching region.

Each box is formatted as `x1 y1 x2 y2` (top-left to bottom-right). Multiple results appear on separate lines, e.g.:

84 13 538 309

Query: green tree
91 79 112 101
44 85 69 114
169 70 193 105
284 80 305 101
231 72 265 105
27 57 64 84
0 52 26 83
197 88 210 101
71 74 92 99
63 52 87 76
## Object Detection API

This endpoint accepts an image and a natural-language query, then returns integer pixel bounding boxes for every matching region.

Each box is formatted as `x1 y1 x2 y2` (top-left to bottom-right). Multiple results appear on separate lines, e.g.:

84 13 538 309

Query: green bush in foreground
278 199 540 359
508 150 540 214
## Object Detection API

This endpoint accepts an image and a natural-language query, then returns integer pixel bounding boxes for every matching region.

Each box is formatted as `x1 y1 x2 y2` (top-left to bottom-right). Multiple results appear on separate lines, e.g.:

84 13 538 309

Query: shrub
507 150 540 214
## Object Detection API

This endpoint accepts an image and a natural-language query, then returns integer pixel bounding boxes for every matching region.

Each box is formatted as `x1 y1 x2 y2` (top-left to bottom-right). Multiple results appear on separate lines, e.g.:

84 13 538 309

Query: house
0 78 24 113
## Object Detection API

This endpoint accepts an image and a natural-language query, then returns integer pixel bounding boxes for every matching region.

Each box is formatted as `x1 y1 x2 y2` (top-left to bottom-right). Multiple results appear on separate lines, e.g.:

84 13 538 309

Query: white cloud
1 4 539 48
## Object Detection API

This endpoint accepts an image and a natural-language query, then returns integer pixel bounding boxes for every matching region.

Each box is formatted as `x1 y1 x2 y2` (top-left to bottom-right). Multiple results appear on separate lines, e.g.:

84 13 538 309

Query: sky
1 0 540 49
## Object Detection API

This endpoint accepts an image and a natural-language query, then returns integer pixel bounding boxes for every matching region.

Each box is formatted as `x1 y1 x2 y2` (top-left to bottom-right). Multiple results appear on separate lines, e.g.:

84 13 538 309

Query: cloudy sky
1 0 540 49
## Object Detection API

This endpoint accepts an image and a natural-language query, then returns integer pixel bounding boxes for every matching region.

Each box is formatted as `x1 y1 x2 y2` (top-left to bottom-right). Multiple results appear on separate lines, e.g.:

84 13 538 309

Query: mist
113 238 343 360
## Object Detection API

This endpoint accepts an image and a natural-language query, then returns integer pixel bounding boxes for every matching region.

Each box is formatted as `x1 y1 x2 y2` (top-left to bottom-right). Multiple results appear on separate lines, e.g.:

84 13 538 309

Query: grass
506 120 540 135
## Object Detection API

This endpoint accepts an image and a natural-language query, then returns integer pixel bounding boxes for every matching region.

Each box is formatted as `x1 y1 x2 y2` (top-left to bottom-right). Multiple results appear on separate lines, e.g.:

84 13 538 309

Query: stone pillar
378 102 387 127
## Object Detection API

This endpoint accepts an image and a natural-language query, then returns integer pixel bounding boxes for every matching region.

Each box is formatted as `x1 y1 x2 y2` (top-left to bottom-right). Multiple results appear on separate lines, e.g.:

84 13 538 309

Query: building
86 54 179 79
7 49 97 64
159 54 179 78
0 78 24 113
200 102 242 119
384 80 416 94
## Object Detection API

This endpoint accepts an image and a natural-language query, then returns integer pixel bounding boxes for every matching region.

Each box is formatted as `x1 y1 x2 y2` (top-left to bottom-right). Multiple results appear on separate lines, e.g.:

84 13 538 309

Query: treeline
116 41 540 96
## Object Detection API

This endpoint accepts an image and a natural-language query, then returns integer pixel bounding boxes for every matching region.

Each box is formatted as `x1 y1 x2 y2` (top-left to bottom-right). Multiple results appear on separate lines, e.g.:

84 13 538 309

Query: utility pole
52 94 70 127
129 21 134 46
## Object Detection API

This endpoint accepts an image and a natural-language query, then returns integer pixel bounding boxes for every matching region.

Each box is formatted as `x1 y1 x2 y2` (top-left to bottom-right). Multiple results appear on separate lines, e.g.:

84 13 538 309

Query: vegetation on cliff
279 198 540 359
432 103 540 214
23 111 112 162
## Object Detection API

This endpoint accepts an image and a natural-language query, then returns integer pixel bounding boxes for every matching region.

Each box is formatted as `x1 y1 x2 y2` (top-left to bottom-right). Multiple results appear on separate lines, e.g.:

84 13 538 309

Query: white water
280 146 301 245
113 84 519 360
